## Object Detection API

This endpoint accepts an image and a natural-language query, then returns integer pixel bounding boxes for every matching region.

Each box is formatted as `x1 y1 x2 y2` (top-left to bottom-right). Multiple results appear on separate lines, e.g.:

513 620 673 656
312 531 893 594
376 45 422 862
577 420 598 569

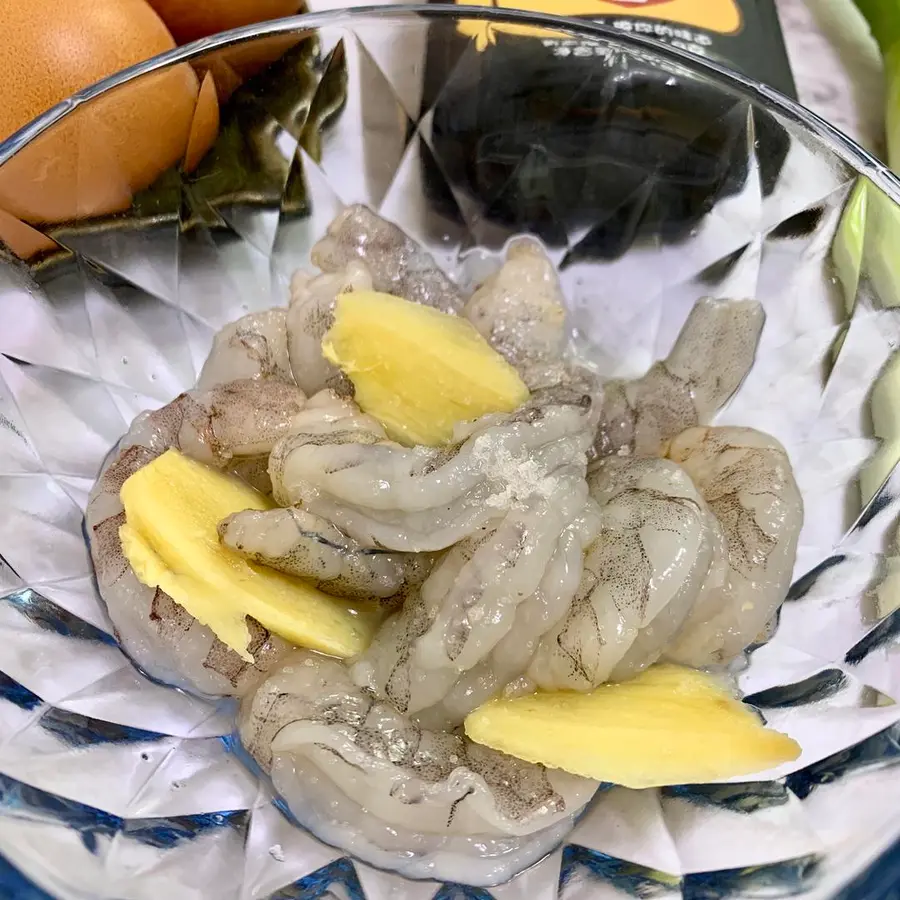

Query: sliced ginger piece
120 448 378 661
464 665 801 788
321 290 530 446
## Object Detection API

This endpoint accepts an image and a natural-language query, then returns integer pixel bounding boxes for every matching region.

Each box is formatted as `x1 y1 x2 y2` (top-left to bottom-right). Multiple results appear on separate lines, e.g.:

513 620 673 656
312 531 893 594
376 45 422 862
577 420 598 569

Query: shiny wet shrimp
86 205 804 887
86 377 305 697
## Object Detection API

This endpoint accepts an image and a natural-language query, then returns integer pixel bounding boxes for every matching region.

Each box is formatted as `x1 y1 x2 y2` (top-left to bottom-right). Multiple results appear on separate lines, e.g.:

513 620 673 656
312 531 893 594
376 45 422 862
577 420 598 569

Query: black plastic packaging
423 1 797 259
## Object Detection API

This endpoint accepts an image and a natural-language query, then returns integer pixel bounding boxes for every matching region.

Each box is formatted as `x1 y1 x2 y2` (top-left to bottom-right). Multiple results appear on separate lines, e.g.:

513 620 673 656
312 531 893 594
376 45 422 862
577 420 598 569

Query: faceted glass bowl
0 6 898 899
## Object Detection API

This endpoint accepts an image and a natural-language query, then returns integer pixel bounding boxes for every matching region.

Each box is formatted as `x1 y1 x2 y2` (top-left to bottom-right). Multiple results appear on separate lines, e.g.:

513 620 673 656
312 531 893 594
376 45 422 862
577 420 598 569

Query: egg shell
145 0 305 45
0 0 219 230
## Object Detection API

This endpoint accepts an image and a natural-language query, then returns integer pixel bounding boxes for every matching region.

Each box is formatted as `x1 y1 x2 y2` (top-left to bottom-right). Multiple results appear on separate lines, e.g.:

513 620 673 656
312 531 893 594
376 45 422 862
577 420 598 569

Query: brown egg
0 209 60 260
184 71 221 173
0 0 219 249
145 0 304 45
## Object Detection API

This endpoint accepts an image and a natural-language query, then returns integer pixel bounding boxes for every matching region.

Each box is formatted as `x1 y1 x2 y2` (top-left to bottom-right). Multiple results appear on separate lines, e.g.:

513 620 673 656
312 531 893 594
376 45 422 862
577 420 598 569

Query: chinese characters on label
541 19 713 59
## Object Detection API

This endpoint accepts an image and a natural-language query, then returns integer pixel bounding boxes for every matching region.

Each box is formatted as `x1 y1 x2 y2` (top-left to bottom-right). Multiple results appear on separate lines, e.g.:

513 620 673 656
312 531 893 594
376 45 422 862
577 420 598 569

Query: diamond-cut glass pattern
0 8 898 899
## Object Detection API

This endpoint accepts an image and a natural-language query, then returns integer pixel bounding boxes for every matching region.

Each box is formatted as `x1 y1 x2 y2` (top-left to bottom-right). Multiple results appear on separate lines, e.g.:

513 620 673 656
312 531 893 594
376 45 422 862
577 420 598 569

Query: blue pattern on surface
122 810 250 849
221 732 307 831
786 724 900 800
0 853 56 900
0 671 42 712
433 885 494 900
561 846 680 898
221 731 264 778
833 837 900 900
2 588 117 646
662 782 790 813
0 769 251 855
681 857 820 900
37 707 169 748
0 668 172 745
845 608 900 666
784 555 846 602
856 491 894 530
271 794 305 830
0 772 121 854
744 669 850 708
264 858 365 900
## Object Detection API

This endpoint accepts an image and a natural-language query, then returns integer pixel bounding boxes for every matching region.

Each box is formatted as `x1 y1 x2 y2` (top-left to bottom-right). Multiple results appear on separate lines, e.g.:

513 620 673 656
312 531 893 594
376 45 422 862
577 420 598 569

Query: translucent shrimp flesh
239 651 599 885
85 378 306 698
528 456 727 691
196 309 294 391
595 297 765 458
83 195 806 883
268 387 597 553
284 387 386 439
409 503 604 730
662 426 804 667
218 506 432 603
351 476 591 724
286 261 372 397
310 204 465 314
463 238 568 389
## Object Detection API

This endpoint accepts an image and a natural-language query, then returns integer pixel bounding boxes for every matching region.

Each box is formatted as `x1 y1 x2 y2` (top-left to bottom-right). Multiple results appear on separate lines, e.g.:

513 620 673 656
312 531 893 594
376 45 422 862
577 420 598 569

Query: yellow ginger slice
321 290 530 446
464 665 801 788
119 448 378 661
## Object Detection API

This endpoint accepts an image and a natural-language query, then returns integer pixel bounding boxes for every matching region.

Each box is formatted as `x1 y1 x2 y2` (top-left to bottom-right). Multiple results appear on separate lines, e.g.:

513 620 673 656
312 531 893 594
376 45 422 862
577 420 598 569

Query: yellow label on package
455 0 742 50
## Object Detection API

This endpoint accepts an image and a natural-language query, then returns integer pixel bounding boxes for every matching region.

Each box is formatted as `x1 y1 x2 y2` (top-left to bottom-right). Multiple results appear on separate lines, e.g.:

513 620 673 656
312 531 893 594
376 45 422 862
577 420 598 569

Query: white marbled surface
777 0 884 152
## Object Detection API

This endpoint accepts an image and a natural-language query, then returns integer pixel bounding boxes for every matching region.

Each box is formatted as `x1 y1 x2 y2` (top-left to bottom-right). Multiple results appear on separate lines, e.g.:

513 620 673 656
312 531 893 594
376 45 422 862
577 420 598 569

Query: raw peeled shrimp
218 506 432 603
189 376 309 495
86 378 306 698
311 204 465 314
463 238 568 389
196 309 293 391
239 651 599 885
196 310 305 493
351 474 590 722
273 388 596 720
286 261 372 397
595 297 765 458
528 456 727 691
268 387 597 553
411 503 604 730
285 387 387 439
662 426 804 667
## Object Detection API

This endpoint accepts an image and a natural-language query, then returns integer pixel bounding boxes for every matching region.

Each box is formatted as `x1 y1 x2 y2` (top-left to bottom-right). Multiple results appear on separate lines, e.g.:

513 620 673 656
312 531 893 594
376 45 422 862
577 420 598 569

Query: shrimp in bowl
86 206 803 886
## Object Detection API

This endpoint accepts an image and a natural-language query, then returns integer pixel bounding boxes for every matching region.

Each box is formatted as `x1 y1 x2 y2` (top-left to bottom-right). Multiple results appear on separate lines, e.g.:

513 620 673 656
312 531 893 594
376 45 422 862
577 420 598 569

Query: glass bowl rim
1 6 898 898
0 3 896 203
